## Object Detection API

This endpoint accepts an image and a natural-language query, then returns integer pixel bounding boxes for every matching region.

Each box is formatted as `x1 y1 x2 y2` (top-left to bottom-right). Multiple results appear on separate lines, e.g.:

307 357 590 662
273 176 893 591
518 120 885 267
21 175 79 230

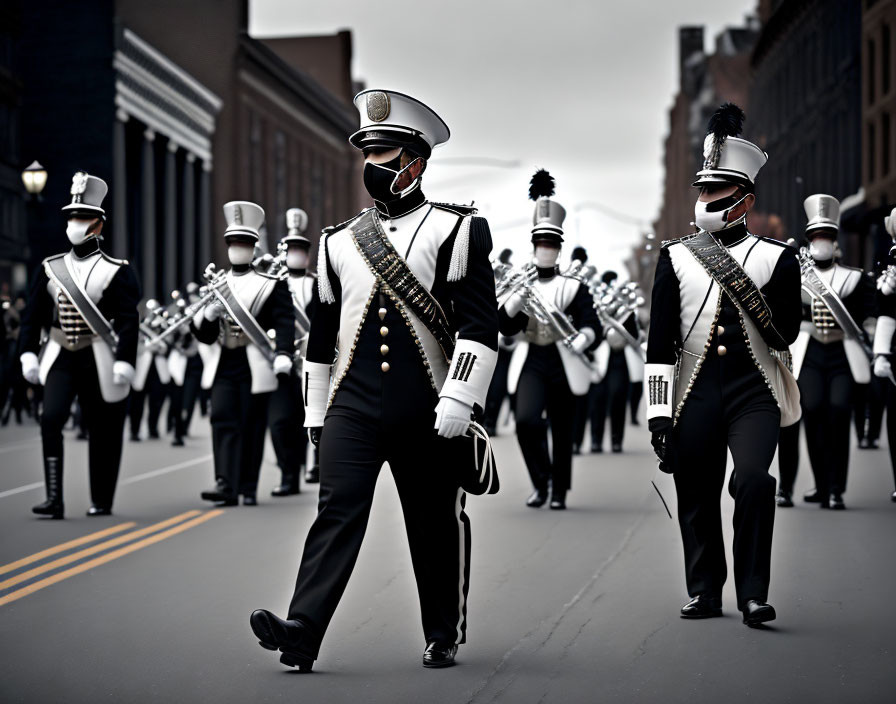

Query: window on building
274 130 287 238
884 112 891 177
884 24 891 95
869 122 877 182
869 39 877 105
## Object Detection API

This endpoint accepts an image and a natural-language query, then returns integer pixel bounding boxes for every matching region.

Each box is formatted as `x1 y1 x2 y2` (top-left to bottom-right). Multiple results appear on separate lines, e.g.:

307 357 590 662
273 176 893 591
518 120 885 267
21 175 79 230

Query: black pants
209 377 270 495
41 348 128 508
799 339 855 498
268 372 307 476
854 375 887 442
129 362 166 438
885 384 896 490
482 346 512 433
777 420 800 495
629 379 643 423
287 411 470 655
515 344 576 493
590 350 630 449
673 355 780 609
169 360 203 441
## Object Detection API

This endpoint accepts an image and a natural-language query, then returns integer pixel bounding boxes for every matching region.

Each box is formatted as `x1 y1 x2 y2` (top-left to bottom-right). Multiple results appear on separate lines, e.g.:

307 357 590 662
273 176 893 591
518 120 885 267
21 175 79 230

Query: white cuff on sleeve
440 339 498 410
873 316 896 356
644 363 675 420
302 360 331 427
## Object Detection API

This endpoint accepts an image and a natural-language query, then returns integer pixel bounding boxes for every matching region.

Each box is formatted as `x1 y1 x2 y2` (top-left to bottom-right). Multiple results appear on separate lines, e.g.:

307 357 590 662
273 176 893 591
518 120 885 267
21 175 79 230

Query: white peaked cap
693 135 768 189
804 194 840 233
350 89 450 158
61 171 108 217
223 201 265 241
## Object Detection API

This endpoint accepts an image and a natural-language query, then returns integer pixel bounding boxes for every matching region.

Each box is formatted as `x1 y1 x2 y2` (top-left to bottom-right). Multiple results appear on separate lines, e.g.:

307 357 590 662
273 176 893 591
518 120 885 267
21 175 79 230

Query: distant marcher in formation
268 207 320 496
500 170 602 510
871 206 896 502
646 104 801 627
19 172 140 518
191 201 295 507
250 89 499 671
777 195 873 510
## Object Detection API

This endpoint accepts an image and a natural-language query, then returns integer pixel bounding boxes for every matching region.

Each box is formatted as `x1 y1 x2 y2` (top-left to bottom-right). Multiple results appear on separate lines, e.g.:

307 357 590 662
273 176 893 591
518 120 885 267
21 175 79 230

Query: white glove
112 361 136 386
204 301 225 321
874 355 892 379
272 353 293 376
569 331 591 354
434 397 473 439
503 289 527 318
20 352 40 385
880 274 896 297
885 207 896 238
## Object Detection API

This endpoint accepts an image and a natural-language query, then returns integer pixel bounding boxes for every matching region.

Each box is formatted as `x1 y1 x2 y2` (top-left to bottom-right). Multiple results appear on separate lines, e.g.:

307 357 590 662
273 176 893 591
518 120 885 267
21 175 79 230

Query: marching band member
191 201 295 507
871 206 896 502
19 172 140 518
250 89 498 671
501 170 602 510
269 208 319 497
590 273 643 453
130 301 171 441
780 195 873 510
646 104 801 627
167 287 203 446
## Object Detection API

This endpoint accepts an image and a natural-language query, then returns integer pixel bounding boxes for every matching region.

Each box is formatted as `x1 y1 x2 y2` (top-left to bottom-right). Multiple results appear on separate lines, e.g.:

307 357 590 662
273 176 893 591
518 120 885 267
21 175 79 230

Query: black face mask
705 191 747 213
363 154 403 203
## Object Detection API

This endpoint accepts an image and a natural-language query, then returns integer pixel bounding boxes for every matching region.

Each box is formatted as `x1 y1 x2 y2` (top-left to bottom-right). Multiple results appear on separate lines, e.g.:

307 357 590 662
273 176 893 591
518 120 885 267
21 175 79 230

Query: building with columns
15 0 363 300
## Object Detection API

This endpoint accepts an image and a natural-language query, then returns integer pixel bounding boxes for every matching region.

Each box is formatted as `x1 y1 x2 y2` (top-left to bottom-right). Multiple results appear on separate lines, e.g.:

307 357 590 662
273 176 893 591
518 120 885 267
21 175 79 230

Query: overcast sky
251 0 756 275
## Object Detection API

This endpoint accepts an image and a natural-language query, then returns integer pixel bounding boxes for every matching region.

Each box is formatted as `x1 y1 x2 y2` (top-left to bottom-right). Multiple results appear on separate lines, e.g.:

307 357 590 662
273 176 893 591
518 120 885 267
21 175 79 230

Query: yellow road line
0 510 201 591
0 510 223 607
0 523 137 576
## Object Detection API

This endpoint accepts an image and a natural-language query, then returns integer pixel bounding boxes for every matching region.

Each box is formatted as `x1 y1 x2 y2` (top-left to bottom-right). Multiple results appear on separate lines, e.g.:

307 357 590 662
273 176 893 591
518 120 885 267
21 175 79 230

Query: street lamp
21 161 48 197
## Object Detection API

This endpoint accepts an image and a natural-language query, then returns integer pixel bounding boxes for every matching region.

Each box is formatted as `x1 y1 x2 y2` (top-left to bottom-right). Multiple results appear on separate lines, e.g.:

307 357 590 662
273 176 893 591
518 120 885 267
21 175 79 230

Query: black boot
33 456 64 519
271 473 300 497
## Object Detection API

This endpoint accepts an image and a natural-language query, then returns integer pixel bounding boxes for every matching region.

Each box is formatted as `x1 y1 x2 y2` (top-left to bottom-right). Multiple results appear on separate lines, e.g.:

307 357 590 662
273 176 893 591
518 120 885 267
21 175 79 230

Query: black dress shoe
526 489 548 508
249 610 315 672
804 487 821 503
549 492 567 510
422 641 458 668
304 465 320 484
611 443 622 453
829 493 845 510
86 506 112 516
171 437 185 447
148 431 160 440
859 437 871 449
271 474 300 497
201 479 237 504
680 594 722 619
891 490 896 503
242 494 257 506
775 490 793 508
742 599 776 627
130 434 141 442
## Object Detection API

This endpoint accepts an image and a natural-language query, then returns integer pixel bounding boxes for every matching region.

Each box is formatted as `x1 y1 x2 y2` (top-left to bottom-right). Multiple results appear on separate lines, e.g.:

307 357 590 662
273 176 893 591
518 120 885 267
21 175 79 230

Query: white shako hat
528 169 566 244
61 171 108 218
804 194 840 235
692 103 768 191
281 208 310 247
349 89 450 159
222 201 265 242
